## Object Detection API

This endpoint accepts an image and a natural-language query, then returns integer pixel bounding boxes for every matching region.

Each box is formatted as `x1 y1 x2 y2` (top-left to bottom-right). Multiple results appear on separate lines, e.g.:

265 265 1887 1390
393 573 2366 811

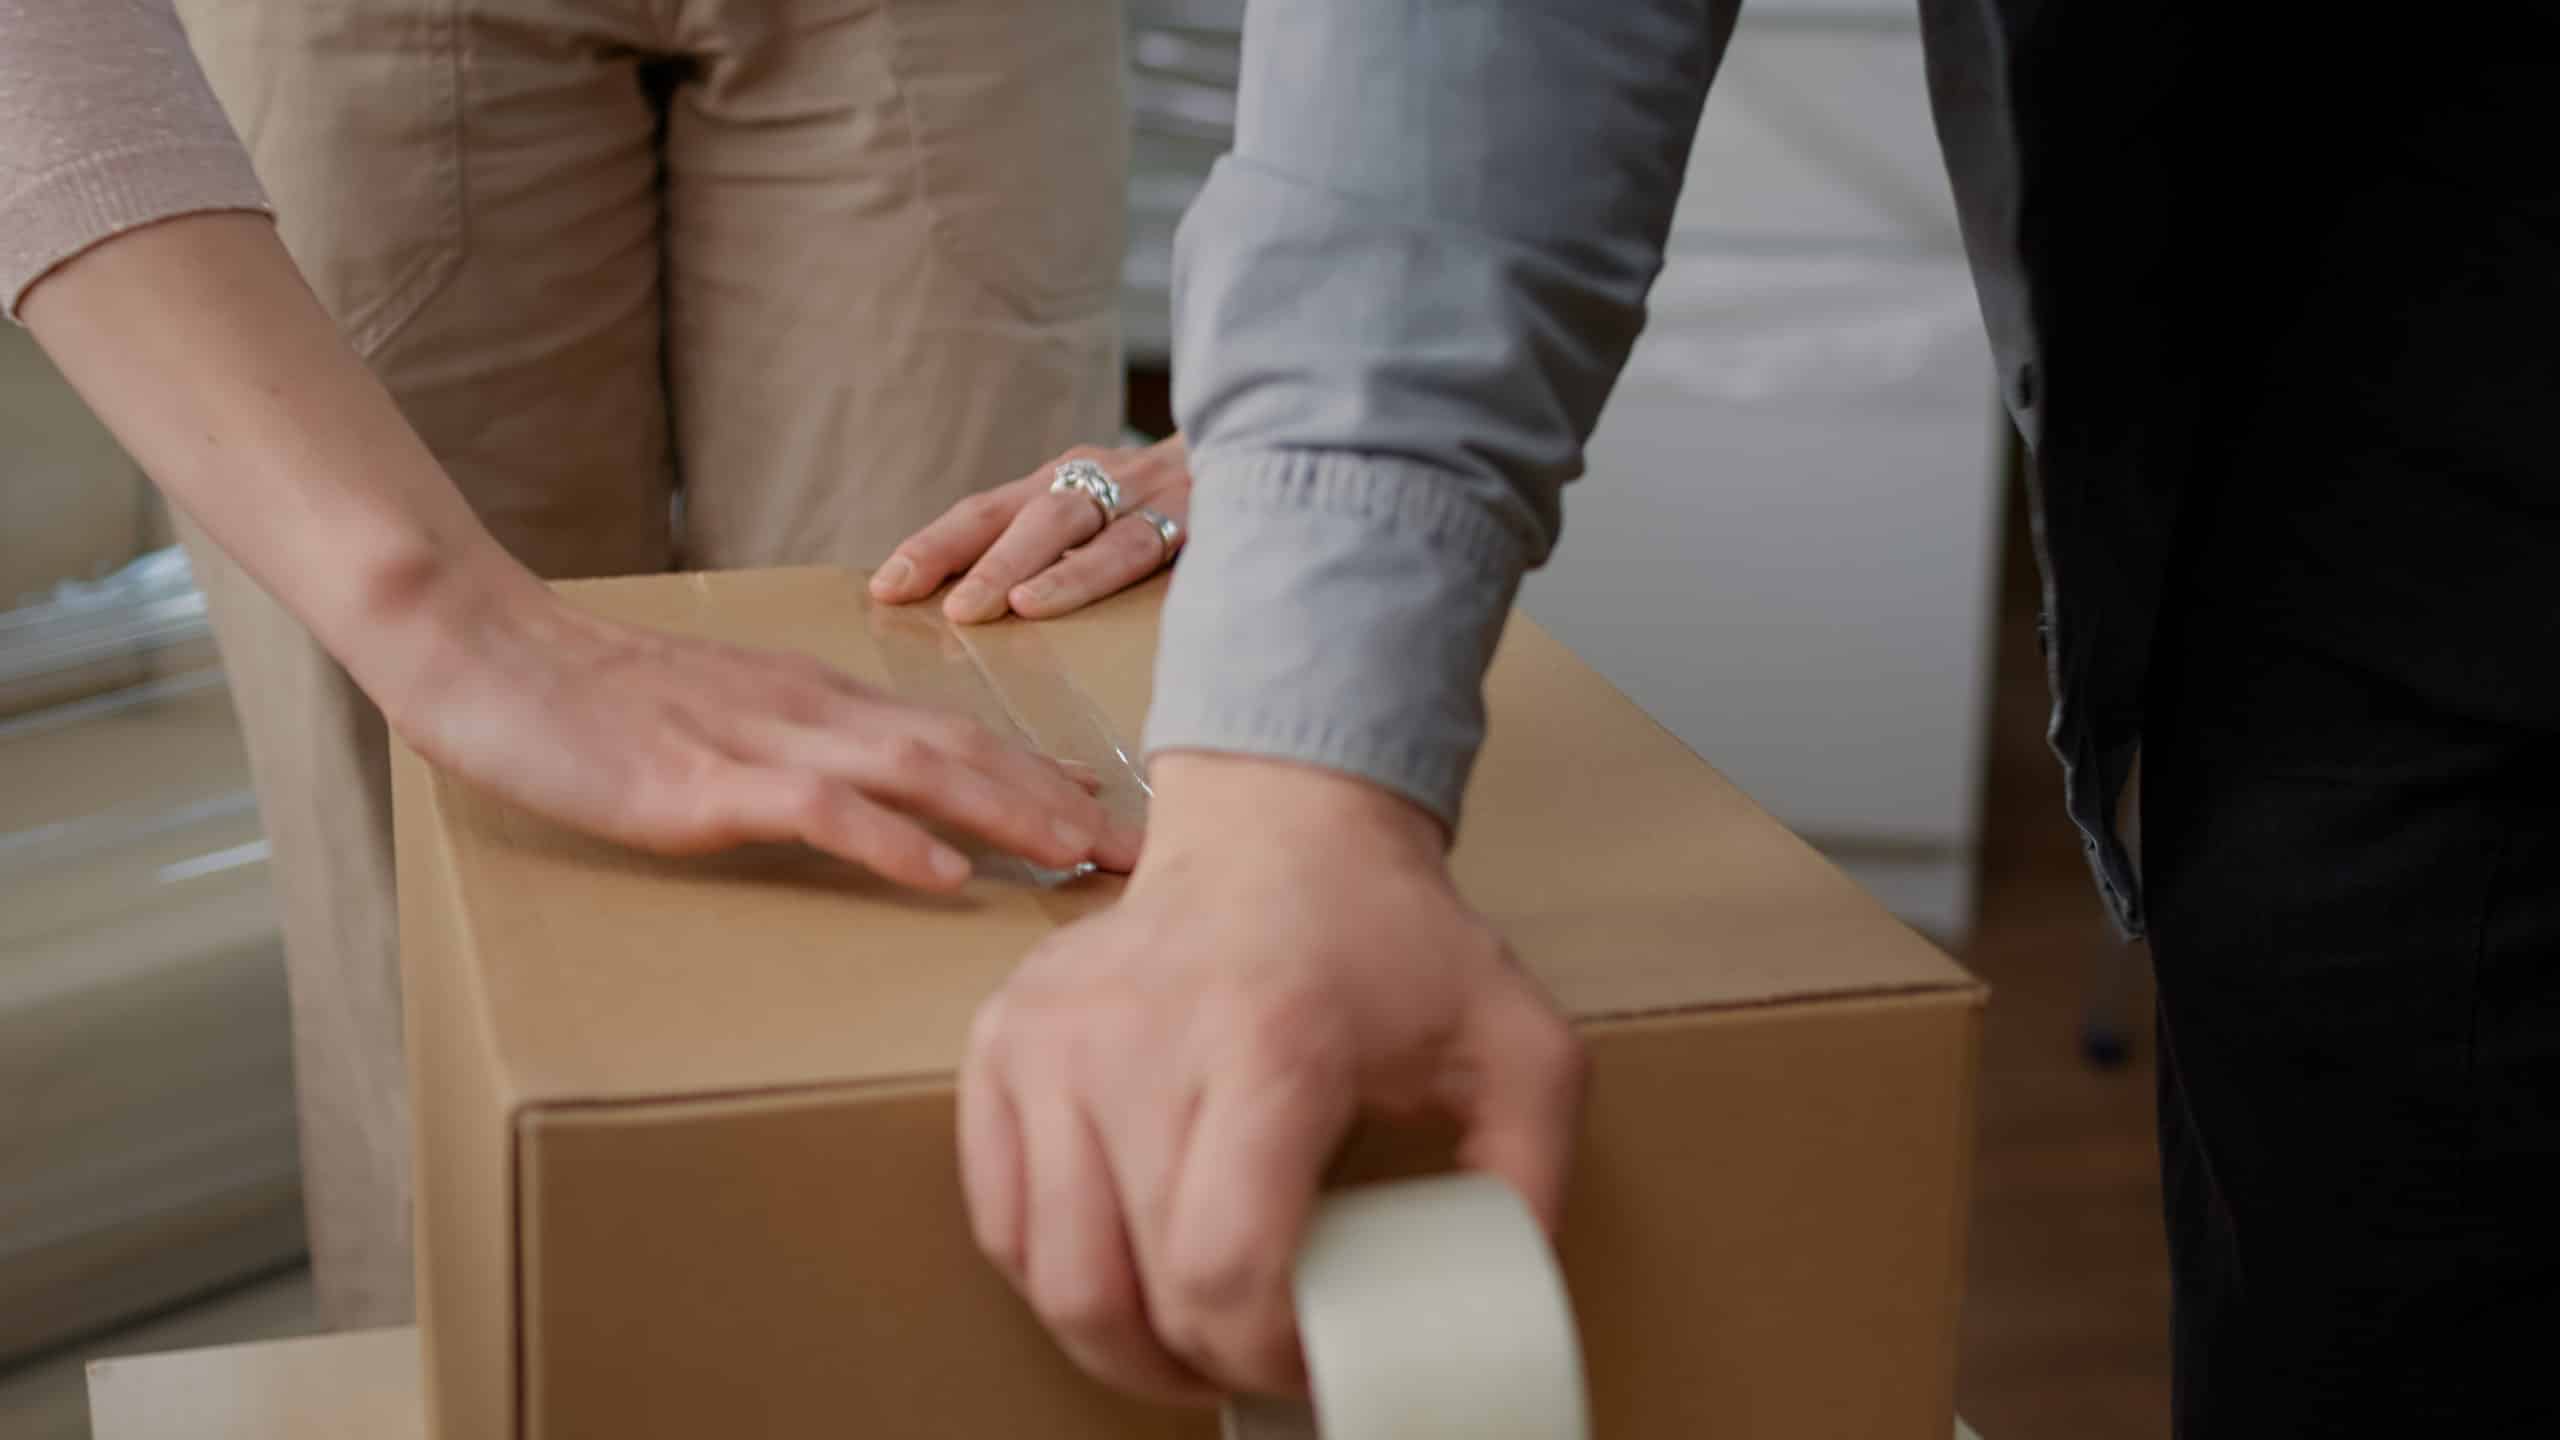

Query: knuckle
1229 1312 1303 1390
971 1212 1023 1275
1228 981 1354 1083
938 715 1002 763
1536 1018 1590 1095
764 681 833 728
1163 1235 1260 1320
1148 1299 1218 1374
777 776 842 834
876 732 940 775
1105 522 1157 561
1031 1272 1141 1341
966 992 1018 1058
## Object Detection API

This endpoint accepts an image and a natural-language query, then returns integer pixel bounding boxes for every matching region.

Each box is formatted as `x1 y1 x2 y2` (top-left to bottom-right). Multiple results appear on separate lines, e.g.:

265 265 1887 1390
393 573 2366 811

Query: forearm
1152 0 1730 825
20 212 541 713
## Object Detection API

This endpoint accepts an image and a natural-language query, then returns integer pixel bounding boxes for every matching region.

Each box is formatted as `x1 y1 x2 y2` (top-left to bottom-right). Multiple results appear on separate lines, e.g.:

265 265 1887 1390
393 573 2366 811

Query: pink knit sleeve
0 0 272 317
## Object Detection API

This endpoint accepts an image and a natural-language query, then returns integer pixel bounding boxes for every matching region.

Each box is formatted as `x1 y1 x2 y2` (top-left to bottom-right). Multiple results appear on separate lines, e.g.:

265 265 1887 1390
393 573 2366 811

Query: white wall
1518 8 2006 938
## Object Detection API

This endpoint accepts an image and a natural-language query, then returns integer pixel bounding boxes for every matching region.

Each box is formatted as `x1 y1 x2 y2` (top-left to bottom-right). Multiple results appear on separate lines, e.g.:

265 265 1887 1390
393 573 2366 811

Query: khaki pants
172 0 1126 1328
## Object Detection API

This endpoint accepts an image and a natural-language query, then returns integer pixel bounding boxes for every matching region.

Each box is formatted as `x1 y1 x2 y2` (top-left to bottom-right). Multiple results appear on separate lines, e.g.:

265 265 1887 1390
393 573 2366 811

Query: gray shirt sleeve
1145 0 1734 824
1 0 271 318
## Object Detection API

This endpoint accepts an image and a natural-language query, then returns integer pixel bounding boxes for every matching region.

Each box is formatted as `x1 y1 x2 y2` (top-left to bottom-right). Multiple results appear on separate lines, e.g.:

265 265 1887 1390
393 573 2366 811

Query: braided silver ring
1049 458 1121 530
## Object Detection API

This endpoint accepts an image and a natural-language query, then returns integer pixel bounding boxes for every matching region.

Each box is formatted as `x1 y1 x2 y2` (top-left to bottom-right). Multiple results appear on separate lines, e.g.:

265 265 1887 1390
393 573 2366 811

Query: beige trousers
172 0 1126 1328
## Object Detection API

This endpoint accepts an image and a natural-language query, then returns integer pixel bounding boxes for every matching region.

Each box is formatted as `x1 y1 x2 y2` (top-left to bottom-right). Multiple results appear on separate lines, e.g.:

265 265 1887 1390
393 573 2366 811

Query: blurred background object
0 325 313 1426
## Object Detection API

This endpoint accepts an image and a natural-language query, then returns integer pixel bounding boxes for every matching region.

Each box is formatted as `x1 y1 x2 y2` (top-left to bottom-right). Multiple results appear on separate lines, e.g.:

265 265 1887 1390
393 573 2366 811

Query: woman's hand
23 212 1135 893
870 435 1191 623
375 559 1142 890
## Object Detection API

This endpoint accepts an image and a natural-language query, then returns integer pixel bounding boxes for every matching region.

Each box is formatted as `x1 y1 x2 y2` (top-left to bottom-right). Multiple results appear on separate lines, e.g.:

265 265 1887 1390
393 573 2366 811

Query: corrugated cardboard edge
393 744 523 1440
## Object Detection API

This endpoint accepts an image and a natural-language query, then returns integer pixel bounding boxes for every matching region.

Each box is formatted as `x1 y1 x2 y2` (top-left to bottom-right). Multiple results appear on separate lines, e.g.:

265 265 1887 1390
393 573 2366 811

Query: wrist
338 534 556 735
1140 751 1450 875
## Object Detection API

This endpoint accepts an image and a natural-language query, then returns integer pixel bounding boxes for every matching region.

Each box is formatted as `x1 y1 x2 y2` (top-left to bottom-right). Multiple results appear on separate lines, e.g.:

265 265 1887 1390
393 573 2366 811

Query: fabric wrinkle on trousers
172 0 1125 1328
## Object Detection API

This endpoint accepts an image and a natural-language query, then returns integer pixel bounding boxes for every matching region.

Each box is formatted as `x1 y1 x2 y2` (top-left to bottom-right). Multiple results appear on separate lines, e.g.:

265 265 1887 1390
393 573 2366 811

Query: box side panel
1572 995 1978 1438
394 746 521 1440
1332 992 1980 1436
520 1084 1209 1440
520 993 1977 1440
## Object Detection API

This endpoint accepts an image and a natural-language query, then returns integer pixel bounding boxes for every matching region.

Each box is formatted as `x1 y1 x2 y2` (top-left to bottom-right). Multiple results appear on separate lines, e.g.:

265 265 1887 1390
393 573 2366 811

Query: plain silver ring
1050 458 1121 530
1133 506 1183 563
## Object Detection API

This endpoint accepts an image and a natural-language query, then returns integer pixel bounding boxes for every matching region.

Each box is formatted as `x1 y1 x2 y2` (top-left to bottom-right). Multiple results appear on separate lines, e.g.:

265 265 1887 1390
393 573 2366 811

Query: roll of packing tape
1221 1174 1589 1440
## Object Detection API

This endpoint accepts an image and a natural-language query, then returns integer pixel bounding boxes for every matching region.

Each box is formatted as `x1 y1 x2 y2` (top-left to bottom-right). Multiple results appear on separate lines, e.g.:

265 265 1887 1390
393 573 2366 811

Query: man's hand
958 753 1584 1401
370 559 1141 889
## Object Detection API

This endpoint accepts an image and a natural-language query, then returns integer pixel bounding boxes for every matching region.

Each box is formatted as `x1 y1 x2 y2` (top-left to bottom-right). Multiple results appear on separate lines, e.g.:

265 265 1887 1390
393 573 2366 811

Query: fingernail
872 557 914 596
930 845 972 884
944 581 990 621
1014 578 1052 602
1051 817 1092 854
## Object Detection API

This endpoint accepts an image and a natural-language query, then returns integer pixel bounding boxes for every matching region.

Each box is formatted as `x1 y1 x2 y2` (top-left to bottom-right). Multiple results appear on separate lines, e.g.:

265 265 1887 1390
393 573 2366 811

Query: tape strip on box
860 600 1150 896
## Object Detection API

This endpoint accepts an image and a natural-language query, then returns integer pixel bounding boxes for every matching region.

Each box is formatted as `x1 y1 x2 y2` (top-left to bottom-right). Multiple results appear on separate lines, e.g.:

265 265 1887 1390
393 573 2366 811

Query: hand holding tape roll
1221 1174 1589 1440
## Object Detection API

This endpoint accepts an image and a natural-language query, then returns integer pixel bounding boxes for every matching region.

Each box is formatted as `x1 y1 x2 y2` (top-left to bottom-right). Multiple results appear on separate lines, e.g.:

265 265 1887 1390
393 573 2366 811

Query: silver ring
1049 458 1121 530
1132 506 1183 562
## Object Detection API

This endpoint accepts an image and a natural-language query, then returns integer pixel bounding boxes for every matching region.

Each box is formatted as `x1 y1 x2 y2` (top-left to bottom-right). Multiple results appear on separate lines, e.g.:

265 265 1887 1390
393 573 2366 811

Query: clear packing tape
861 600 1151 891
1224 1176 1591 1440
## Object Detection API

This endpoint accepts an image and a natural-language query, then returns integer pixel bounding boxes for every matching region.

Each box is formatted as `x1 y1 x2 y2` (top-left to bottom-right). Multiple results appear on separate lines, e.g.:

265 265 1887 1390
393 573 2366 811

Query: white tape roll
1221 1174 1590 1440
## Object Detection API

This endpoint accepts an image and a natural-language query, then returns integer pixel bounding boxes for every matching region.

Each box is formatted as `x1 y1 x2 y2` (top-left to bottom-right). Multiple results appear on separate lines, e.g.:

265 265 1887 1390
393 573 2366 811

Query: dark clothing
2147 621 2560 1433
1169 0 2560 1427
2139 19 2560 1425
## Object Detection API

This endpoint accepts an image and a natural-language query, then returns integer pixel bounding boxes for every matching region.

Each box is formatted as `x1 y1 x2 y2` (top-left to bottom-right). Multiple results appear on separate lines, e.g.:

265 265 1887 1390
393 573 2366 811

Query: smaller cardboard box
88 1328 423 1440
394 568 1983 1439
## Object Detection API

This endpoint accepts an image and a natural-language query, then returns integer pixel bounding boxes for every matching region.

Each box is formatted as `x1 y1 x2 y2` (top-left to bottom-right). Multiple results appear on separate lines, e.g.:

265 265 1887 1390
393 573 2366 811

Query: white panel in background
1519 16 2003 940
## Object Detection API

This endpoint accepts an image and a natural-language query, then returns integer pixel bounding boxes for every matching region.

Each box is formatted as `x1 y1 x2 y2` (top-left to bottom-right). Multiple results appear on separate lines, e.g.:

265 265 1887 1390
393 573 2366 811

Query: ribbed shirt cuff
1143 450 1531 827
3 141 271 319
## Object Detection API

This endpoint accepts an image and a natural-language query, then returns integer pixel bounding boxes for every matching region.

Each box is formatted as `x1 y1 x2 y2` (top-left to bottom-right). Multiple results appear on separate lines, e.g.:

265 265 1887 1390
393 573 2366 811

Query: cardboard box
394 568 1983 1440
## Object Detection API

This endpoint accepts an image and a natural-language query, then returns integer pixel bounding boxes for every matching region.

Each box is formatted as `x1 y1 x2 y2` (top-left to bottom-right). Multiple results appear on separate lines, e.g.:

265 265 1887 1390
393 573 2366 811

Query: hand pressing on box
378 566 1144 889
958 752 1585 1402
871 434 1191 623
23 212 1137 895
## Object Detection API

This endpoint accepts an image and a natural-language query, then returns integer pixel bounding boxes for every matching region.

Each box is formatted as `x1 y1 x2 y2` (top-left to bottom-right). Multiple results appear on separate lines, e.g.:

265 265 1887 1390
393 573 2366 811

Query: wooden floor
0 469 2170 1439
1951 474 2171 1438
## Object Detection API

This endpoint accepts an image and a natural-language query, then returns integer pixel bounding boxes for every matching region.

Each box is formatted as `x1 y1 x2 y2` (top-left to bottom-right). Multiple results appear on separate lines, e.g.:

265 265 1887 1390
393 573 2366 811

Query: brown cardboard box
394 567 1983 1440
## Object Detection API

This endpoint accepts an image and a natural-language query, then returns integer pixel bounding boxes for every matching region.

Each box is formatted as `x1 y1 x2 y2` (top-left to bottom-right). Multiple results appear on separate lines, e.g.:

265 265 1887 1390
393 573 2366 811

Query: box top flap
411 568 1973 1107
